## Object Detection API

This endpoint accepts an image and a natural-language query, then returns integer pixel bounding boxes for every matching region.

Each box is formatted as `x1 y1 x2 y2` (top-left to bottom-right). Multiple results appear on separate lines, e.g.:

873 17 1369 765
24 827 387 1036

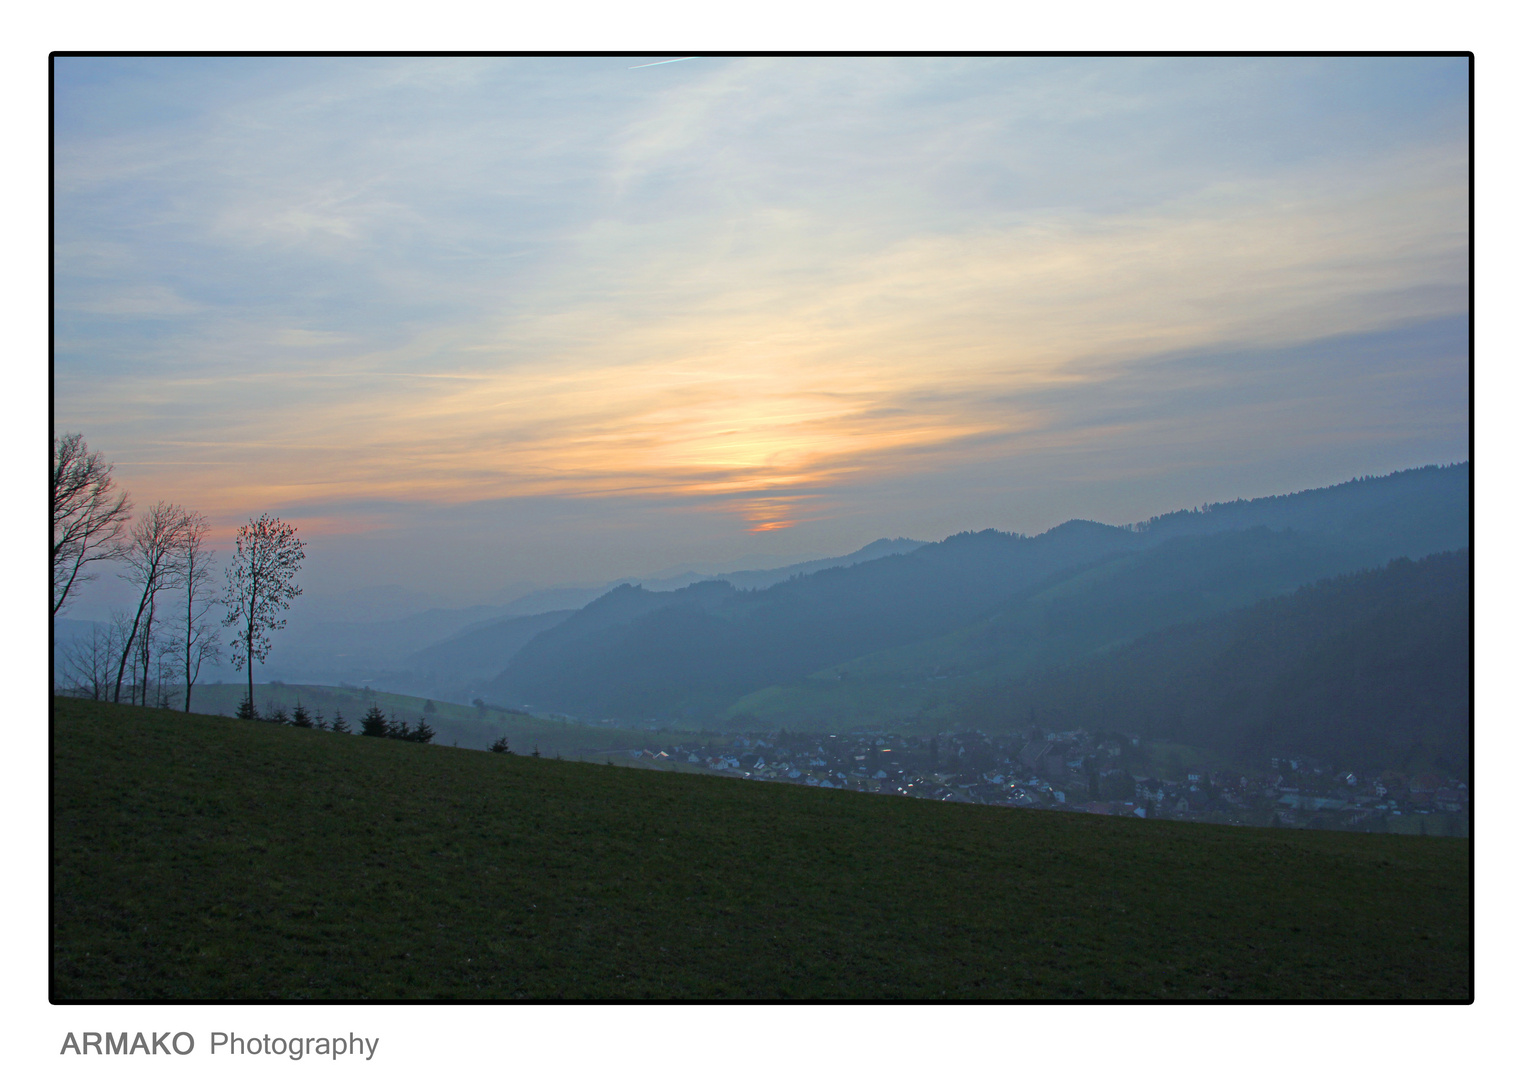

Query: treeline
956 550 1468 773
234 698 436 744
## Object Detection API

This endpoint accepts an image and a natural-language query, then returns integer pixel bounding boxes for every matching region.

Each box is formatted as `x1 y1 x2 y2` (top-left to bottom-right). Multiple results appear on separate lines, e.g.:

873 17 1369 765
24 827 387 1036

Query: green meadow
52 698 1469 1000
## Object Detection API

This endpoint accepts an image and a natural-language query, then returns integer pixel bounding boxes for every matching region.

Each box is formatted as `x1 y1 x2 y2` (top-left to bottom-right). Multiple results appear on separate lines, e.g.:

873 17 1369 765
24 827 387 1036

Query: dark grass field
52 698 1470 1000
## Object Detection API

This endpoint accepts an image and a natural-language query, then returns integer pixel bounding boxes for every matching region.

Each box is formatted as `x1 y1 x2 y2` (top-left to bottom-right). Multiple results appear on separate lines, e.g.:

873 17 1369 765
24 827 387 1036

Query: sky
53 55 1469 613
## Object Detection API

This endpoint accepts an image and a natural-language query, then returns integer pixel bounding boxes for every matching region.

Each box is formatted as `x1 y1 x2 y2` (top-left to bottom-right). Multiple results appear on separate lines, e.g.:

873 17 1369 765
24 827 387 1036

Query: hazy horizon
53 56 1468 615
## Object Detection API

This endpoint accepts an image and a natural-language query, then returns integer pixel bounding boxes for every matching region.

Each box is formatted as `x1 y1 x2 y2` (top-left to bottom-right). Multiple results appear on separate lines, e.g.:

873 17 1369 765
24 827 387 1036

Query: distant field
52 698 1470 1000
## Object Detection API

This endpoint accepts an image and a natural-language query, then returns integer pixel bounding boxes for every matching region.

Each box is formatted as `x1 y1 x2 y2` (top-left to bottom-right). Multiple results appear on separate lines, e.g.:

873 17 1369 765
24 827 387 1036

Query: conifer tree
290 702 313 728
360 705 390 737
330 710 351 734
489 736 511 753
236 696 260 721
409 717 435 744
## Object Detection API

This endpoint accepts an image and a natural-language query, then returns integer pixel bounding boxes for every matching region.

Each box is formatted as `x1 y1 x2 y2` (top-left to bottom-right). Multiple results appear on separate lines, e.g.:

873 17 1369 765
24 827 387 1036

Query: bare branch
52 433 133 615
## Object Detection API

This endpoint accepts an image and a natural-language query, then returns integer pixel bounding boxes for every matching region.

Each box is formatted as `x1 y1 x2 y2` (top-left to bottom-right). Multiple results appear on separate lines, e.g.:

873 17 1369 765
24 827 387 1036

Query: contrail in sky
629 57 699 69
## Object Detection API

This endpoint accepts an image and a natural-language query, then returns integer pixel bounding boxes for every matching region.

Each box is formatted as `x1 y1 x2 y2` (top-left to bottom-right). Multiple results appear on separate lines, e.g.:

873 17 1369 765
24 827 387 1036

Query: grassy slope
52 698 1469 1000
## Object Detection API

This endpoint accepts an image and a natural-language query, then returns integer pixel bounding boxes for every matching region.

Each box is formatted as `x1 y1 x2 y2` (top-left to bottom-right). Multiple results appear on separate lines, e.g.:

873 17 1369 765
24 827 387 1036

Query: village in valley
593 726 1468 837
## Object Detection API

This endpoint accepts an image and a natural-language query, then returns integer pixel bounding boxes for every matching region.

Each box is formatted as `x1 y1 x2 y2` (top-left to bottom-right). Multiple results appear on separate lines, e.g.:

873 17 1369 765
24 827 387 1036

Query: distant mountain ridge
491 537 928 619
482 464 1468 725
732 522 1440 731
193 537 927 699
51 537 930 695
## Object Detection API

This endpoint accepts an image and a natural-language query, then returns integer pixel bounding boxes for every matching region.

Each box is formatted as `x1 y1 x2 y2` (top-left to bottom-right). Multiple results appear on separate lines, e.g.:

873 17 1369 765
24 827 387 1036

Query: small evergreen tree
236 696 259 721
360 705 389 737
268 704 290 725
290 702 313 728
312 710 327 731
531 745 541 758
489 736 511 753
408 717 435 744
385 715 410 739
330 710 351 734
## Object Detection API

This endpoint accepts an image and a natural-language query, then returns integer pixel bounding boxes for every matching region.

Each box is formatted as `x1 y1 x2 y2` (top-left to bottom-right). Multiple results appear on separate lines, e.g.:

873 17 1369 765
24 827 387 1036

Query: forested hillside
728 523 1436 730
958 550 1468 772
483 465 1468 725
396 608 576 702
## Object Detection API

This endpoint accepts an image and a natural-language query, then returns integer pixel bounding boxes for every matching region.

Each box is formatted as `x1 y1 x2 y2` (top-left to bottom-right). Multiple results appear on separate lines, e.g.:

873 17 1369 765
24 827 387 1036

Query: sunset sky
52 55 1469 611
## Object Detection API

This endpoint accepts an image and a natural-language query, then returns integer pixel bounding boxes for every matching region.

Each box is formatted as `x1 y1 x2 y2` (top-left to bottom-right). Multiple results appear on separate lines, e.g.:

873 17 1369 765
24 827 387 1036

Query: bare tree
59 621 123 700
169 512 221 712
52 433 133 615
153 648 176 709
111 502 195 704
222 514 305 714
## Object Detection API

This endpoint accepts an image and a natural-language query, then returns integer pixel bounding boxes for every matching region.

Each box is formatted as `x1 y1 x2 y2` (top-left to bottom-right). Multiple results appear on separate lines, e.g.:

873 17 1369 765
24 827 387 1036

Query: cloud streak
52 57 1467 588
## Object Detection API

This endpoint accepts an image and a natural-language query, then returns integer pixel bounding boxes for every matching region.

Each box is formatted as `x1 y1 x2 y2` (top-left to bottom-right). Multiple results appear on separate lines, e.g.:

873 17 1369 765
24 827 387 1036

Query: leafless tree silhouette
52 433 132 615
112 502 196 704
168 512 221 711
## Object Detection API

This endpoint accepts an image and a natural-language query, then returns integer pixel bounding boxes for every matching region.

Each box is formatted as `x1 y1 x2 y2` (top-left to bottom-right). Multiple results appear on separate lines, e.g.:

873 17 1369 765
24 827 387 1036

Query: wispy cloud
53 57 1467 564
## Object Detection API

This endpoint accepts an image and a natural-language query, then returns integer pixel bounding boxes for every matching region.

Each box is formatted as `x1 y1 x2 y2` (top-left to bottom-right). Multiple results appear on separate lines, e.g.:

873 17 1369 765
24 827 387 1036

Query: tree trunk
246 605 255 716
183 582 194 712
112 588 151 705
